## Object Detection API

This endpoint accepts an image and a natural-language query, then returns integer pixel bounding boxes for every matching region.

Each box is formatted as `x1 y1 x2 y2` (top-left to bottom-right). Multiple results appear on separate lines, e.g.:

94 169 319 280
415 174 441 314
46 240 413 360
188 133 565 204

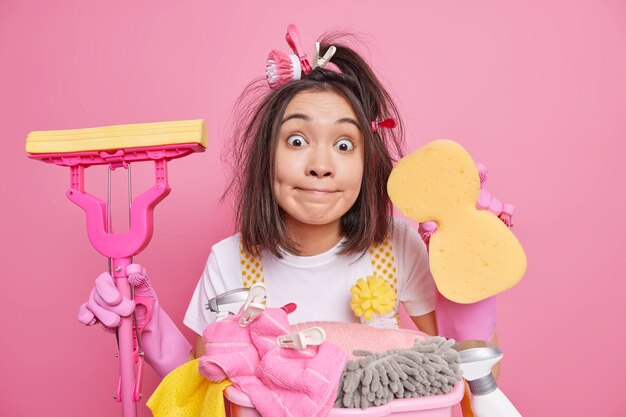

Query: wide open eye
335 139 354 152
286 134 307 147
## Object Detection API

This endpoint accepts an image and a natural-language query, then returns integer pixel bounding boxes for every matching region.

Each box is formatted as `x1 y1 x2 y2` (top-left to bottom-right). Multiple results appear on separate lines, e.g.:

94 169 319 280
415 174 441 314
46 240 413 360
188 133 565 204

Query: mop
26 119 207 417
336 336 462 408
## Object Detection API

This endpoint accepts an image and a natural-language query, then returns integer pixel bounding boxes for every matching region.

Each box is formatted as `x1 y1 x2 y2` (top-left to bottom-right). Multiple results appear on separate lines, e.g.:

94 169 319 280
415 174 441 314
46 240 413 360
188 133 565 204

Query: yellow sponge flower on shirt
350 275 396 321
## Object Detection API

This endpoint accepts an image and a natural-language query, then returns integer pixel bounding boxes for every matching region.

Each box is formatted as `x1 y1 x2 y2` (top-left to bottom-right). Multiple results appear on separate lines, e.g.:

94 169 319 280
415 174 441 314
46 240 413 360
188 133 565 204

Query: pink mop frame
29 142 205 417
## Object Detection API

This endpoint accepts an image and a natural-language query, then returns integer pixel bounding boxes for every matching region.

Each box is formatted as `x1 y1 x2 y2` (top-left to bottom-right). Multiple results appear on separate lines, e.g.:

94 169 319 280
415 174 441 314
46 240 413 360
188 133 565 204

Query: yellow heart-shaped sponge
388 140 526 303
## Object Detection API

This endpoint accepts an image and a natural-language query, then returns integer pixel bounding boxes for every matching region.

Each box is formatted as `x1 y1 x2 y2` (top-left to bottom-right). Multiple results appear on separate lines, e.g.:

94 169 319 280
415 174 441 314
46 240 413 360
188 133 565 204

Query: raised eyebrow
281 114 360 129
336 117 361 130
281 113 310 124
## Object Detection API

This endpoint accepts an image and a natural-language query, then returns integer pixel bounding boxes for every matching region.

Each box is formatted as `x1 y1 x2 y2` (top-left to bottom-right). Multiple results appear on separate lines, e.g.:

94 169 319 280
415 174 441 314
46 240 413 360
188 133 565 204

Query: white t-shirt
184 218 435 336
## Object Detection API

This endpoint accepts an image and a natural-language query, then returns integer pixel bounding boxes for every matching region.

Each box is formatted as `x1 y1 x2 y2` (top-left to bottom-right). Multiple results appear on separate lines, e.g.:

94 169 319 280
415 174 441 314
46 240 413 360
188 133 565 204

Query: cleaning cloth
146 358 232 417
335 336 462 408
200 308 348 417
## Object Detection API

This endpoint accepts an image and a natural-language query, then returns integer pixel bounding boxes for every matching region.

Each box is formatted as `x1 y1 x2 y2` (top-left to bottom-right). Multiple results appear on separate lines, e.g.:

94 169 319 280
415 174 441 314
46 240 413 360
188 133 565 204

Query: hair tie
371 118 397 133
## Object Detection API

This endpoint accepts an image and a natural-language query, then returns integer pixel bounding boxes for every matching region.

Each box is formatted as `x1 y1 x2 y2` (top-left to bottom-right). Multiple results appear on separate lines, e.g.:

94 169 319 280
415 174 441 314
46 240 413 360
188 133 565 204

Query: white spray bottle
456 345 522 417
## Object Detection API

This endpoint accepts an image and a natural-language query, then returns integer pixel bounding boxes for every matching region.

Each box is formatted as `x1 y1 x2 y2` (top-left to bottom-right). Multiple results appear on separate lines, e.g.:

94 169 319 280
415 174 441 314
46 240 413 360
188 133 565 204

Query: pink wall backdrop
2 1 625 416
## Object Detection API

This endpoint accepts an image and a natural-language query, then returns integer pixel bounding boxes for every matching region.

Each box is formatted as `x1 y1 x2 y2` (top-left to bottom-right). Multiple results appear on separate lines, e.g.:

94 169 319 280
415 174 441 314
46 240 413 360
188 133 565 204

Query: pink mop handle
66 156 173 417
111 258 136 417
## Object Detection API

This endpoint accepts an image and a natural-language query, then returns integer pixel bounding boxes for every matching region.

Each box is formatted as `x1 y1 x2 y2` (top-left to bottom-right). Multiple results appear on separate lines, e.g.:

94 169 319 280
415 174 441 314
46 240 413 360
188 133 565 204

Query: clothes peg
276 327 326 350
239 283 267 327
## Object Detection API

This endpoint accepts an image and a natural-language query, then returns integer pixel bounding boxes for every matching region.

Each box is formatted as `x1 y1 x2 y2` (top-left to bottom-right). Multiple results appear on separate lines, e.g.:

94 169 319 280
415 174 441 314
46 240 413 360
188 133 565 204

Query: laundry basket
224 381 464 417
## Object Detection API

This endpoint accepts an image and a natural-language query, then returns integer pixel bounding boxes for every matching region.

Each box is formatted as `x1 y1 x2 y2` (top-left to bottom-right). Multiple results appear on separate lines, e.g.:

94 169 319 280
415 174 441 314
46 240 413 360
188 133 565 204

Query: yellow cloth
146 359 232 417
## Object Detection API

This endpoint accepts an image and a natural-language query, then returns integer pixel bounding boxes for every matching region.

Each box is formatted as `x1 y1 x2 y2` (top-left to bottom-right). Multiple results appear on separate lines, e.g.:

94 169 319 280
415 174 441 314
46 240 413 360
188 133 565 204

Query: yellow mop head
25 119 207 154
388 140 527 303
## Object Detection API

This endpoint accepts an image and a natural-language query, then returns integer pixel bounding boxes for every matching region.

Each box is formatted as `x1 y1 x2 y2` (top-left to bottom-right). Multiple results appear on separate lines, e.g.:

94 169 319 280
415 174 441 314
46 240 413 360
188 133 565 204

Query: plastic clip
99 149 128 170
276 326 326 350
238 283 266 327
313 42 337 69
206 288 252 312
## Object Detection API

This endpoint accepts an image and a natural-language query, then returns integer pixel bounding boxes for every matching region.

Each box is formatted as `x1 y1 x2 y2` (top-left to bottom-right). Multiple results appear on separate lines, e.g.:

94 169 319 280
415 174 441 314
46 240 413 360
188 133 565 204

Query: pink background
2 1 625 416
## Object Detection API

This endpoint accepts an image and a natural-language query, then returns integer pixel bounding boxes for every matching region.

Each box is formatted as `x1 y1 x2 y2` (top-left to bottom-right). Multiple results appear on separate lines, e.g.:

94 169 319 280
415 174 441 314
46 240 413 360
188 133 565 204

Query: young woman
78 26 441 377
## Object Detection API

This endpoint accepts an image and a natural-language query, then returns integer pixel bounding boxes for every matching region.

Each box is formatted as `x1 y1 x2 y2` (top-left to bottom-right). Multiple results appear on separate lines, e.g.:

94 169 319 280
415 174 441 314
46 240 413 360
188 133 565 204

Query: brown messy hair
224 32 405 257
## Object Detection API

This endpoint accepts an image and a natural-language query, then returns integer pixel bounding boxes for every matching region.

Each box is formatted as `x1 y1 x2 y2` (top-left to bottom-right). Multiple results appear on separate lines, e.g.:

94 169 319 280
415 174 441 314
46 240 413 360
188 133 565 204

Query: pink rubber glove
475 162 515 227
435 293 496 341
418 163 509 342
419 223 498 341
77 271 135 329
77 264 192 377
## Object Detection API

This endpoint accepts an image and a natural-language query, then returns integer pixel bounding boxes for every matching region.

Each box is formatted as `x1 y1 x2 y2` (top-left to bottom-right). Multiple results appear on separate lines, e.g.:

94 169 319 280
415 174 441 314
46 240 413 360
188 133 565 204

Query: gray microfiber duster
335 336 462 408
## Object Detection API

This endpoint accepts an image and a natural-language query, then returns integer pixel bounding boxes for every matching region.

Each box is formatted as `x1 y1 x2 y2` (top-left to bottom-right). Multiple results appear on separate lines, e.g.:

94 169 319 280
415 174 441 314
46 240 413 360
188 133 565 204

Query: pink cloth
290 322 426 360
200 313 260 381
199 308 347 417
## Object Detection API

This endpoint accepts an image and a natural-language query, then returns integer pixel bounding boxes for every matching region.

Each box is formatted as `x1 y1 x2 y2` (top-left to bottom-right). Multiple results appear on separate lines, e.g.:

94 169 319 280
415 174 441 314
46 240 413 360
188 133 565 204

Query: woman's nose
306 148 334 178
308 167 333 177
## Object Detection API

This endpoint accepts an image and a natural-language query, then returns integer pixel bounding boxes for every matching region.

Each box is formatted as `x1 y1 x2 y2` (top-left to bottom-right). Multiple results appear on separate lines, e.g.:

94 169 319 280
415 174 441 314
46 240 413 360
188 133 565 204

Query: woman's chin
285 214 342 228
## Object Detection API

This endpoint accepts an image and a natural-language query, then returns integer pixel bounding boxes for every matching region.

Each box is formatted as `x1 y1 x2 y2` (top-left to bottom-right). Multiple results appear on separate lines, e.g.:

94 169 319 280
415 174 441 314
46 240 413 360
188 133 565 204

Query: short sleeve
183 252 221 336
395 220 437 316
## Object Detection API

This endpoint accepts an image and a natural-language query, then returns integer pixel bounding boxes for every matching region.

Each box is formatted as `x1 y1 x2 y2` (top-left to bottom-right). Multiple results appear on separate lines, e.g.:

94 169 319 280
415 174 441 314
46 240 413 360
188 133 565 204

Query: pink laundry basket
223 381 464 417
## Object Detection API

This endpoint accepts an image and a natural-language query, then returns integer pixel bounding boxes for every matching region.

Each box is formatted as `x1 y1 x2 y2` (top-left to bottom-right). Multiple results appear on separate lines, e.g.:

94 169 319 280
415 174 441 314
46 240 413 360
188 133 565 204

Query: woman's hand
77 270 136 329
77 264 192 377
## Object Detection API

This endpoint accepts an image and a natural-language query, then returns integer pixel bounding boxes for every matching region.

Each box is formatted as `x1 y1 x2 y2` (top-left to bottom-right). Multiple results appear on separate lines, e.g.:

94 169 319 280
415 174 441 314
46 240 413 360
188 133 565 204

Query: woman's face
273 90 365 230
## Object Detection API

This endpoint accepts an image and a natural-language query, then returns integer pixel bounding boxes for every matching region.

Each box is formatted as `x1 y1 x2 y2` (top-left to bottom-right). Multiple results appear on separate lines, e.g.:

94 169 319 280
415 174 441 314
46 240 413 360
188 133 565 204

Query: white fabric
184 218 436 336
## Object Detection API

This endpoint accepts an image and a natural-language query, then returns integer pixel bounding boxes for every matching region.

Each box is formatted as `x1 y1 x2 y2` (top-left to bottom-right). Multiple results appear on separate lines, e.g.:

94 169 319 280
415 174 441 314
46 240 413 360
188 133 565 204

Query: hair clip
266 24 312 89
370 118 397 133
312 42 342 73
285 24 311 74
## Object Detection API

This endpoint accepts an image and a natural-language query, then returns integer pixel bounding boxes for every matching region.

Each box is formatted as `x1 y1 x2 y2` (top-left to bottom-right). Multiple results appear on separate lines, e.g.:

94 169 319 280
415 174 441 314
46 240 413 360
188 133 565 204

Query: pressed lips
295 187 339 193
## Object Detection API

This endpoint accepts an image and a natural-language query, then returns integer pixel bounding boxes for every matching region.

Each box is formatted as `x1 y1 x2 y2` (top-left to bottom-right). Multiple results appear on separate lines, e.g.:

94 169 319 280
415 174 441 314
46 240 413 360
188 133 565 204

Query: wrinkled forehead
282 89 359 125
